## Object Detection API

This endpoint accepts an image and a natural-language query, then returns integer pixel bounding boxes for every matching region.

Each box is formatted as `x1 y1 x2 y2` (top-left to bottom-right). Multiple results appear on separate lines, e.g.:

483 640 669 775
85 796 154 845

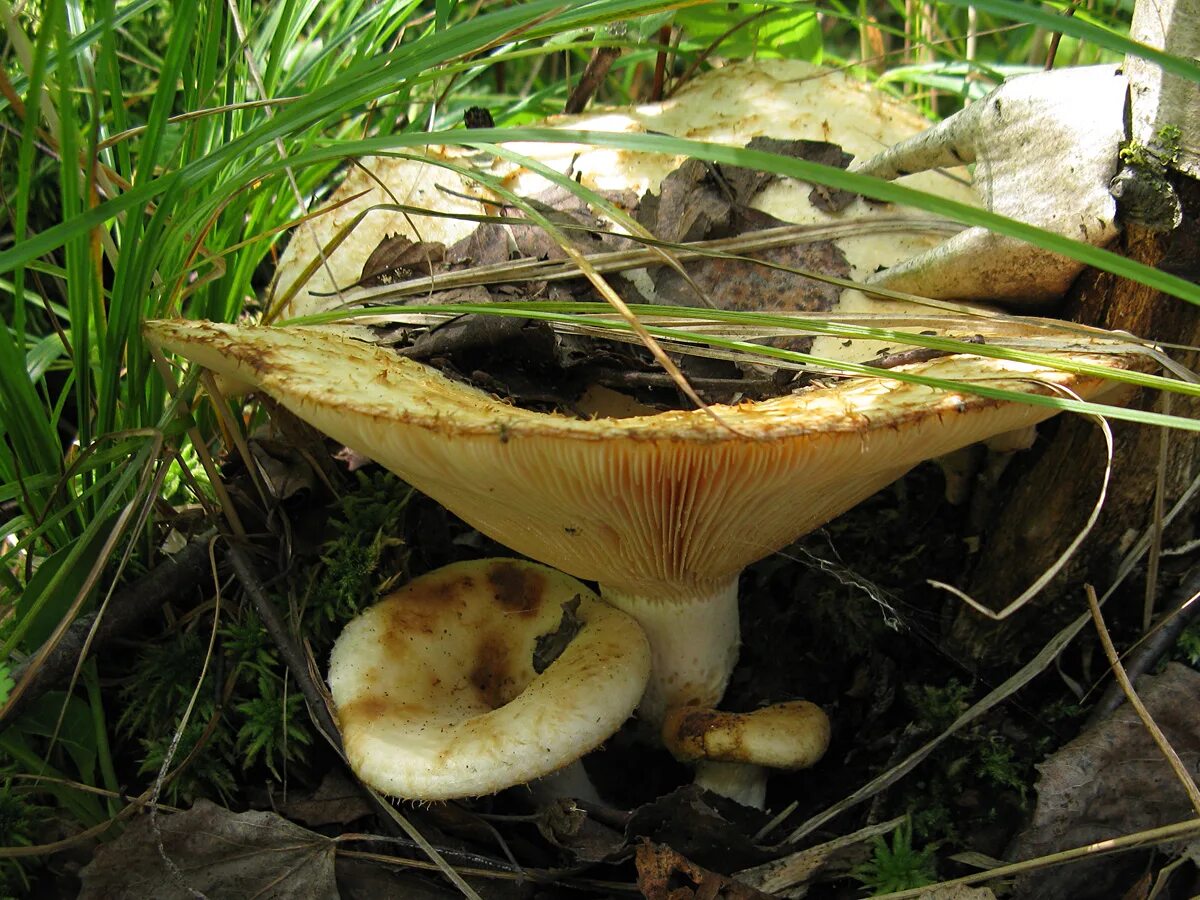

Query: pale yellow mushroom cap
328 558 650 800
661 701 832 808
145 317 1129 602
661 702 831 771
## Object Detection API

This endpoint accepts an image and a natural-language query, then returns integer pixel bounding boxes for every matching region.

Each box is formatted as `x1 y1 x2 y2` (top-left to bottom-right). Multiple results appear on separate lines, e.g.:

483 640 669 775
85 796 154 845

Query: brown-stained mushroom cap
661 702 831 770
661 702 831 809
328 558 650 800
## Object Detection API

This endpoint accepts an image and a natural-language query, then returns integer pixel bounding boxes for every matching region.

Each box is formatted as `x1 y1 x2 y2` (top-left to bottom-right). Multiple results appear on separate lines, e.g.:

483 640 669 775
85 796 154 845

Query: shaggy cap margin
146 318 1124 601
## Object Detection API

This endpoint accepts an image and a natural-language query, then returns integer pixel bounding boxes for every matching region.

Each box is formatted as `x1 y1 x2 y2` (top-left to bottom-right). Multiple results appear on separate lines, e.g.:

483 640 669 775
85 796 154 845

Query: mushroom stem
693 761 768 809
600 577 741 723
528 760 603 805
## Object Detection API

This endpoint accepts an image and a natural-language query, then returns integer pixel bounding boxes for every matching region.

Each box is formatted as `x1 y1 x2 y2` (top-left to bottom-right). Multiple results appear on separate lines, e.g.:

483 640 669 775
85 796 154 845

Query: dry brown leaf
280 769 373 828
1007 663 1200 899
636 839 774 899
359 235 447 288
79 800 336 900
914 887 997 900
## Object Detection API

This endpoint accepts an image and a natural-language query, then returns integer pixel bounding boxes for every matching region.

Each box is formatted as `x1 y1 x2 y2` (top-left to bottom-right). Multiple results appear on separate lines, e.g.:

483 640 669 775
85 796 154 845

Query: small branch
1044 0 1083 70
650 26 671 101
1089 564 1200 723
564 45 621 114
1085 583 1200 816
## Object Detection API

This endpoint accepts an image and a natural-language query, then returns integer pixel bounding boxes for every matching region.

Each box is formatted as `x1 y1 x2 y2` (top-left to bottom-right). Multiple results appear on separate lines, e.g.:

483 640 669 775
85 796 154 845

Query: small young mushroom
661 702 831 809
328 558 650 800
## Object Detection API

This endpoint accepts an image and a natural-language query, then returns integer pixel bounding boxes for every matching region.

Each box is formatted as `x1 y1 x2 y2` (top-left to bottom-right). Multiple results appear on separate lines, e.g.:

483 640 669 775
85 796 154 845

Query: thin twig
650 25 671 101
1044 0 1084 70
1089 565 1200 723
564 45 621 114
667 9 770 99
1085 583 1200 815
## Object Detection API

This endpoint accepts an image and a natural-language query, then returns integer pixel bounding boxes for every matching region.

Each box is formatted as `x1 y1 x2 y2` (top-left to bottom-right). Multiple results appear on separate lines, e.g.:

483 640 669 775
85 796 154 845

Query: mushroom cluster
147 60 1144 805
147 318 1134 799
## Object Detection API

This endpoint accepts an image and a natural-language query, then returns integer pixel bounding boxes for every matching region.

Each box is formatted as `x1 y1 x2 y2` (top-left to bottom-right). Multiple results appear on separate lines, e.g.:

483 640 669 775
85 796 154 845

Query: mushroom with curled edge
661 702 831 809
328 557 650 800
144 318 1138 731
852 65 1129 305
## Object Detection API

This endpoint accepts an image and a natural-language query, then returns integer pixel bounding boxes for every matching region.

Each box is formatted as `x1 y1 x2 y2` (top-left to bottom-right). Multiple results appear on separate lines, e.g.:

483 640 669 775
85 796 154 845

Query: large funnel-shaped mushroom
146 317 1133 719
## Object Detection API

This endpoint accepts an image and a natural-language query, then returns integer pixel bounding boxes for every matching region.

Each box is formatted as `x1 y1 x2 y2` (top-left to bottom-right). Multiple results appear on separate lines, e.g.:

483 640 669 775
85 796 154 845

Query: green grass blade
949 0 1200 83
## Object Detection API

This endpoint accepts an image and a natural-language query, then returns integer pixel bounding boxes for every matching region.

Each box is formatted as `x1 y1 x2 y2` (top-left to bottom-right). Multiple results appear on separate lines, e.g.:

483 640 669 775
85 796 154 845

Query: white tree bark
1127 0 1199 179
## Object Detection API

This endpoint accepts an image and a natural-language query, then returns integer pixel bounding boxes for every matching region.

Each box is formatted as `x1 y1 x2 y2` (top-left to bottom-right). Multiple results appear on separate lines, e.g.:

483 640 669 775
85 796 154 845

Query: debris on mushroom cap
145 317 1132 603
661 702 831 770
328 558 650 800
272 59 978 362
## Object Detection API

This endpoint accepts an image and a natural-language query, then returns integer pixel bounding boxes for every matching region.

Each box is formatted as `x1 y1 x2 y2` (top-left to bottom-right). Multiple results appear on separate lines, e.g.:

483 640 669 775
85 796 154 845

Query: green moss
234 673 312 781
1119 123 1183 173
974 736 1029 803
851 819 937 896
304 470 413 632
1174 620 1200 668
905 679 972 732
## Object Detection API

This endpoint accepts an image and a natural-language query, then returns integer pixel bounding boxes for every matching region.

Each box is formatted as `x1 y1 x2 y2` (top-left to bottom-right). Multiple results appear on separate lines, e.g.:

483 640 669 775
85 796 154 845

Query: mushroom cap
328 558 650 800
145 317 1130 600
273 59 977 363
660 701 831 770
